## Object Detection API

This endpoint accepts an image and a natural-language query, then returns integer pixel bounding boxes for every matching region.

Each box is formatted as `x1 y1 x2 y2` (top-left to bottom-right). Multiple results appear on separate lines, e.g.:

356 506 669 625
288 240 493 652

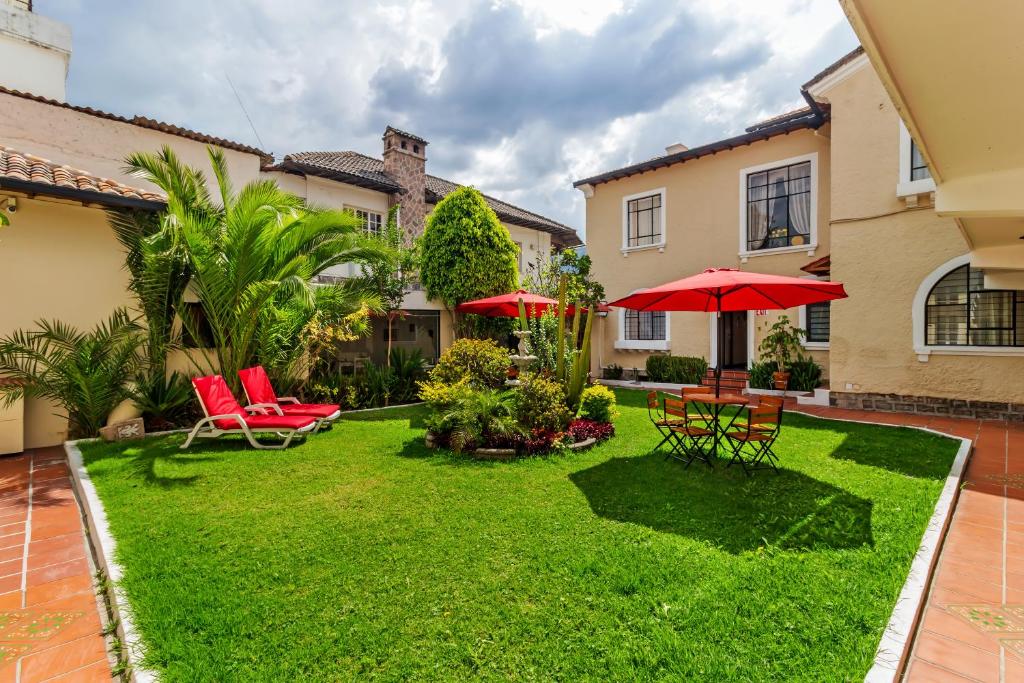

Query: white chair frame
181 388 316 450
239 385 340 433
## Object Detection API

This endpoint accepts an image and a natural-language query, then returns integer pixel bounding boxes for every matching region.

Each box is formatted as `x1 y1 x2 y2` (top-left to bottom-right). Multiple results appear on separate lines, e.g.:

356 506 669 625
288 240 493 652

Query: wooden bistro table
686 392 750 462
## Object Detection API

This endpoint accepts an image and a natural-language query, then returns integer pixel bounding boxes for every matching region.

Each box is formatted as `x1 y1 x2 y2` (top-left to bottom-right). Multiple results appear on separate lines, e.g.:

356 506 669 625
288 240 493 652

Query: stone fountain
506 329 537 386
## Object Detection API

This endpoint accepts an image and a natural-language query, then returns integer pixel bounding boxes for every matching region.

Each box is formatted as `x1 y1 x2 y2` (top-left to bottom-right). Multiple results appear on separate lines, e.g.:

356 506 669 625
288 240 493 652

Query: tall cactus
555 275 568 382
566 305 594 410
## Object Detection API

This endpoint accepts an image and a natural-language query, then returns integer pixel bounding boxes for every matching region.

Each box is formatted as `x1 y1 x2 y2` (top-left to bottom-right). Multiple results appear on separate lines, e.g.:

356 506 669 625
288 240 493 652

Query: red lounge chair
182 375 317 450
238 365 341 431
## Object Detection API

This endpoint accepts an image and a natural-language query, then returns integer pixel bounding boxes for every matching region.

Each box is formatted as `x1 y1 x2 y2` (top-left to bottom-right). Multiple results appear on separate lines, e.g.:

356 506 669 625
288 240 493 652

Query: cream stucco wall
0 195 135 447
0 92 263 194
584 127 831 376
822 60 1024 403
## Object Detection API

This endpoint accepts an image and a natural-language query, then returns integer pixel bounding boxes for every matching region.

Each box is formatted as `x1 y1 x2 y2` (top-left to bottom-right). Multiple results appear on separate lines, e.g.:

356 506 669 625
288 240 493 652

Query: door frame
709 312 756 369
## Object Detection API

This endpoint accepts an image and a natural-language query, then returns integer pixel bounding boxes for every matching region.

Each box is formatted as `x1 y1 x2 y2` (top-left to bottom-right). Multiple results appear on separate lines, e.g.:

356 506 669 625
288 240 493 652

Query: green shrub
578 385 617 423
418 377 472 410
425 387 522 453
429 338 509 388
603 363 624 380
513 375 572 432
788 357 823 392
645 355 708 384
748 361 774 390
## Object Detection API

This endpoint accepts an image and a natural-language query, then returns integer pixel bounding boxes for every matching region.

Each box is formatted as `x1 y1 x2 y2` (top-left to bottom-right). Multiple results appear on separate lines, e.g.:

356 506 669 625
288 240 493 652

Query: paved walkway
794 403 1023 682
0 447 111 682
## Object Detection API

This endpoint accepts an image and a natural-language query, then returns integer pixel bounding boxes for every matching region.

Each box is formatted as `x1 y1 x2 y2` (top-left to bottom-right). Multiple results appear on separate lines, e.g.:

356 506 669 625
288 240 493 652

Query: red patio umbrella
609 268 847 396
455 289 576 318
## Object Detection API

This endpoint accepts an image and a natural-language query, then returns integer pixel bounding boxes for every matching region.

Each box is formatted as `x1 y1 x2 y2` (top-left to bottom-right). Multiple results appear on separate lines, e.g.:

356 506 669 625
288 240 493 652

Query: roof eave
572 115 828 189
0 177 166 211
281 160 403 194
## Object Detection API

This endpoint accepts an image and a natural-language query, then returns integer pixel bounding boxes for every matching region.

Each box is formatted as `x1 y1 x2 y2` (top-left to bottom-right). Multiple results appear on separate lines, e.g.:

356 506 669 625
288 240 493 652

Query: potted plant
757 315 806 390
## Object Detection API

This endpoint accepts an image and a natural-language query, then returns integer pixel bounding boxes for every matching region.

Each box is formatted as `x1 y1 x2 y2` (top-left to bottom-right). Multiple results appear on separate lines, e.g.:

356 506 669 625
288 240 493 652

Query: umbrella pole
715 307 723 398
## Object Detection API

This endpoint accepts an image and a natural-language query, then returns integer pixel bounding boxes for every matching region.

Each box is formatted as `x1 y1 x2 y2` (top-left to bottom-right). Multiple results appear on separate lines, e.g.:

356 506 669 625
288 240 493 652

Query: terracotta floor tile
920 607 1001 654
928 584 1003 609
934 559 1003 589
0 557 22 579
0 590 21 608
27 543 84 572
40 660 113 683
18 635 107 683
0 573 21 596
29 522 81 542
0 533 25 551
25 574 93 607
913 631 1000 681
25 558 88 588
905 658 977 682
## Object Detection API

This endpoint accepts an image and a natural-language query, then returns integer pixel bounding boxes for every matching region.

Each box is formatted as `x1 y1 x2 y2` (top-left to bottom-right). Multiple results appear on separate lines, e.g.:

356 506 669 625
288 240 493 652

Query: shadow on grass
783 413 956 480
83 436 225 489
569 452 874 554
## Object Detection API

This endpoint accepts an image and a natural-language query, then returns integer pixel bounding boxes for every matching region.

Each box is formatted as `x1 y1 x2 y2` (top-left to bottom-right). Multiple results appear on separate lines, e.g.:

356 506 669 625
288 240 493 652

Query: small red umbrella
456 289 576 318
609 268 847 396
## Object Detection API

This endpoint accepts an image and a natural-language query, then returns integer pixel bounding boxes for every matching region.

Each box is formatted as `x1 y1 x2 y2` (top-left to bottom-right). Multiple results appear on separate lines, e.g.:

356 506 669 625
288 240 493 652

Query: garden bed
76 389 961 680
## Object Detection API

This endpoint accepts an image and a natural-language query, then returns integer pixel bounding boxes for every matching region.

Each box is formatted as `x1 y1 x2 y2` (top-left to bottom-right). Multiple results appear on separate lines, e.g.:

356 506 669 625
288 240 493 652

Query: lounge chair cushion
193 375 248 429
242 414 317 431
238 365 280 405
278 404 342 419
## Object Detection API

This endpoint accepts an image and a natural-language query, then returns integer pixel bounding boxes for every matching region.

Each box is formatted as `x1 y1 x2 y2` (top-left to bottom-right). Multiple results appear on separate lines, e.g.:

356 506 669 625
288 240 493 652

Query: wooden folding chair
647 391 684 454
724 400 783 475
732 395 783 433
664 397 715 469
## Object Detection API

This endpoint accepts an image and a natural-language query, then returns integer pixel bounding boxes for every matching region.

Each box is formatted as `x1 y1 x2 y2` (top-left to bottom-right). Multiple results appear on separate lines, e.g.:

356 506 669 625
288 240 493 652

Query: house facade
0 0 579 449
577 47 1024 419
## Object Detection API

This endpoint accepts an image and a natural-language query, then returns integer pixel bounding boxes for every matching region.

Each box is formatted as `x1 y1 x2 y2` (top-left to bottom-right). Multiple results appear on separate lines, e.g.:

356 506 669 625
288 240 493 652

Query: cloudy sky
39 0 857 237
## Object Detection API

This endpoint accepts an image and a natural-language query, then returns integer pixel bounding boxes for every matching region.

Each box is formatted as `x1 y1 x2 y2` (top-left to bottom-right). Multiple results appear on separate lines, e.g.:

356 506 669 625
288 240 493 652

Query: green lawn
81 389 958 681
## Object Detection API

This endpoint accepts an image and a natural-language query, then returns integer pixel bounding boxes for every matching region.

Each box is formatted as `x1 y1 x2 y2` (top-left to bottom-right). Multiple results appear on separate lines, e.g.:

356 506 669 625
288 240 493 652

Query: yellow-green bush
578 384 617 423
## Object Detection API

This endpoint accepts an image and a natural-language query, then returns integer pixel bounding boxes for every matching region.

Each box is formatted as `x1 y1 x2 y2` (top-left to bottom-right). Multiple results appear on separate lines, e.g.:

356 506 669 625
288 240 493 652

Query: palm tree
123 146 383 389
0 309 143 438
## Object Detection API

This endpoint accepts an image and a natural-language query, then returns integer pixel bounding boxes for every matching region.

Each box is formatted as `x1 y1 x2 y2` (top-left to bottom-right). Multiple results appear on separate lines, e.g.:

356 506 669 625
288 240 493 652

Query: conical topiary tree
419 186 519 333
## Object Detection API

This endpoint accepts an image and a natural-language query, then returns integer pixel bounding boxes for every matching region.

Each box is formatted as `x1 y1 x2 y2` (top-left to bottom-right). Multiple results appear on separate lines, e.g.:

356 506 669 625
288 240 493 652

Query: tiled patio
0 447 111 682
794 403 1024 682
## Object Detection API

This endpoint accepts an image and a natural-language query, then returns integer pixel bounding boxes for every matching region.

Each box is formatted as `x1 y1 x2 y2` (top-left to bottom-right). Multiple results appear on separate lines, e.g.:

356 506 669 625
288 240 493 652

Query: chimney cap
665 143 688 155
383 125 429 146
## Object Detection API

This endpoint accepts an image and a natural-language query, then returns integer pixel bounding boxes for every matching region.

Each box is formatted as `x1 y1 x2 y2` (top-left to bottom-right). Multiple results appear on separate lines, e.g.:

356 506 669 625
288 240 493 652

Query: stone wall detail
830 391 1024 422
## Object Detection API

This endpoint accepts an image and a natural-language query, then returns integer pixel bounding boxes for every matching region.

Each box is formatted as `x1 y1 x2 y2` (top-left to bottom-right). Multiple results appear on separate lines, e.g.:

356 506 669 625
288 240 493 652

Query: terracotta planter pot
772 372 790 390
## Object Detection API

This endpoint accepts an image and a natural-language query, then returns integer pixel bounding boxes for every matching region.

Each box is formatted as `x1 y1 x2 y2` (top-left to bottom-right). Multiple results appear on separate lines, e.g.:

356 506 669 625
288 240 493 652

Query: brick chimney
382 126 428 239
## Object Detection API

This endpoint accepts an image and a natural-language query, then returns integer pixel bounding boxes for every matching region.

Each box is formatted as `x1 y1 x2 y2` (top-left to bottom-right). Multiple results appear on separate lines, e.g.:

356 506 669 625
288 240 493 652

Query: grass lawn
80 389 959 681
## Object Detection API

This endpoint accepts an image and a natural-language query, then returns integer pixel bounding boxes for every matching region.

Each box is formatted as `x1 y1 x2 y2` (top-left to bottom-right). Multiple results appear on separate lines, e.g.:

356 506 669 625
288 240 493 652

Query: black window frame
910 139 931 182
925 264 1024 347
623 310 666 341
625 193 663 248
745 160 812 252
805 301 830 344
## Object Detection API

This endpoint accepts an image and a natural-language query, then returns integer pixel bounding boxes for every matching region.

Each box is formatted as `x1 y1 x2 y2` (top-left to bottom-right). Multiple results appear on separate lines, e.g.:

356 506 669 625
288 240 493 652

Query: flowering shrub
428 338 509 388
578 384 617 423
512 375 572 432
567 419 615 443
523 428 560 454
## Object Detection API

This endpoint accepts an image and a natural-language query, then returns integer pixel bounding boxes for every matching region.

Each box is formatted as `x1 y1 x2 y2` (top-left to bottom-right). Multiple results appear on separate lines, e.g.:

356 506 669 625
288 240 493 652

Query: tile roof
573 108 828 188
383 126 429 145
800 254 831 276
270 150 581 246
802 46 866 90
0 145 166 208
0 86 272 163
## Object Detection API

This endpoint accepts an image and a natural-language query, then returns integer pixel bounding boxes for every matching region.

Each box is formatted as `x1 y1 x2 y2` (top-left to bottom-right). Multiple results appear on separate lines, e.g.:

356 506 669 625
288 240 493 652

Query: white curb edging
785 409 972 683
66 439 159 683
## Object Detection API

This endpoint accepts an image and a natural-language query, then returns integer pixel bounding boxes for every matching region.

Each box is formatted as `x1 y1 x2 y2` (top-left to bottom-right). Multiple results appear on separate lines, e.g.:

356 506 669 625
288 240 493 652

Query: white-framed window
621 188 666 252
615 308 670 350
897 121 936 198
738 153 817 259
912 254 1024 360
352 208 383 235
799 301 830 349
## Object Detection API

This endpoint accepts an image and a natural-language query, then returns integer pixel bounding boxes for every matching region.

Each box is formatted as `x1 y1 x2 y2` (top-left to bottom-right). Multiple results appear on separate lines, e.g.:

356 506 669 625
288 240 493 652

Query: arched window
925 264 1024 346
